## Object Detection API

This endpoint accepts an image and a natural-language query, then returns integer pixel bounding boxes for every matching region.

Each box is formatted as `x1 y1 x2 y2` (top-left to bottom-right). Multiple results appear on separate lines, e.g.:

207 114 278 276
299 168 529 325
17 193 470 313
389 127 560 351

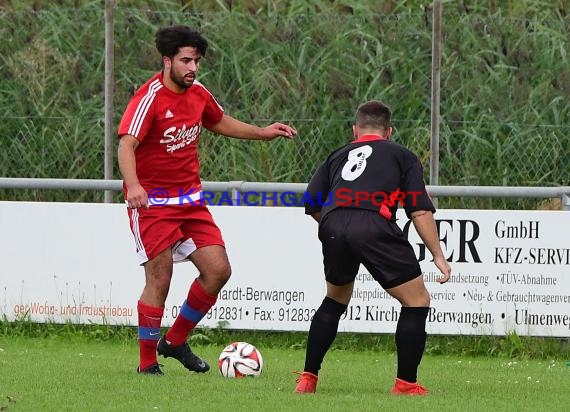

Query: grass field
0 336 568 412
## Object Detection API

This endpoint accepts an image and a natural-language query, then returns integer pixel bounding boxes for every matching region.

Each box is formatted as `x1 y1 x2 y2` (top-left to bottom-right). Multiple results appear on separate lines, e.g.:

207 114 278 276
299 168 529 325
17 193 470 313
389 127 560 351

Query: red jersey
118 72 224 198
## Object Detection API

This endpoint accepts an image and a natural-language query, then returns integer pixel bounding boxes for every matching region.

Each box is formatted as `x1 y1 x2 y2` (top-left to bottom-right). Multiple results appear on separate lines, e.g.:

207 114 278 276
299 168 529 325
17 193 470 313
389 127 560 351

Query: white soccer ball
218 341 263 378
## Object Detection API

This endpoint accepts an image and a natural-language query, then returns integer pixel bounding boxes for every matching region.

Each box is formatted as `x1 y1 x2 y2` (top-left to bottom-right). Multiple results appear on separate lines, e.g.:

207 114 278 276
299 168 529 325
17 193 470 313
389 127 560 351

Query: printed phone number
170 305 316 322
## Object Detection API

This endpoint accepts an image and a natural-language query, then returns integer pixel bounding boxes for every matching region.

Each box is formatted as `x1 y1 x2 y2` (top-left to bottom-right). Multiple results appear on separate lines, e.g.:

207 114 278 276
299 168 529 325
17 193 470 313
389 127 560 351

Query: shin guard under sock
304 296 348 375
137 300 164 369
395 306 430 383
165 279 217 346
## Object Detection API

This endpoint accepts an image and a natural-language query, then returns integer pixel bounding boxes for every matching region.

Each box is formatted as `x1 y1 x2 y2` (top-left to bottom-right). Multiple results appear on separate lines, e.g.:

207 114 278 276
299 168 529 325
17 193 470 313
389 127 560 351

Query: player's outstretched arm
208 114 296 140
410 210 451 283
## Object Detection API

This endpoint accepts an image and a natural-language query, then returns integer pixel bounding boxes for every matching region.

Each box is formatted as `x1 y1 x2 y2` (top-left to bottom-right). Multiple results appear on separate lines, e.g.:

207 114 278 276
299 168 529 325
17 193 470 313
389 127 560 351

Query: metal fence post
229 181 244 205
103 0 115 203
562 194 570 211
429 0 442 208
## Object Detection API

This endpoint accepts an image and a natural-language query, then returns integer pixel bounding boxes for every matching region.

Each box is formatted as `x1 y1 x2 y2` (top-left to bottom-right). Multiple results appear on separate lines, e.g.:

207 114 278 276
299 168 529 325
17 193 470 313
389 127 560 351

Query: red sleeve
117 89 158 141
201 92 224 129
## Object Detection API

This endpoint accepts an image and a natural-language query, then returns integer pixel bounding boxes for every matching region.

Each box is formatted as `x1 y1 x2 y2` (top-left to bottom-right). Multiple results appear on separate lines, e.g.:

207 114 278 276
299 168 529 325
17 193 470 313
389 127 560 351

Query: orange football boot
293 371 318 394
391 378 429 395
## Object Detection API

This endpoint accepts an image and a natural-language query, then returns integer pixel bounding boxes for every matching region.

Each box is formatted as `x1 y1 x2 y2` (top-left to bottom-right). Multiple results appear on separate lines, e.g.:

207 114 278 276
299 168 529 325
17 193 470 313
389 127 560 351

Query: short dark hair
155 25 208 58
355 100 391 130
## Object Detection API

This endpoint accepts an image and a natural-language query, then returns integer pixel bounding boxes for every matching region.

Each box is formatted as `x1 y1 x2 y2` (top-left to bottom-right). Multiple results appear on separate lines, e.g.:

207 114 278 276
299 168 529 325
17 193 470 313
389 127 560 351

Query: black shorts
319 208 422 289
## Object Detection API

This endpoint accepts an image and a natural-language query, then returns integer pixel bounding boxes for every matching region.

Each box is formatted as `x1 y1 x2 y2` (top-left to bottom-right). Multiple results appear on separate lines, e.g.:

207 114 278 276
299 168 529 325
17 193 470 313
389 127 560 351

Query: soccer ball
218 341 263 378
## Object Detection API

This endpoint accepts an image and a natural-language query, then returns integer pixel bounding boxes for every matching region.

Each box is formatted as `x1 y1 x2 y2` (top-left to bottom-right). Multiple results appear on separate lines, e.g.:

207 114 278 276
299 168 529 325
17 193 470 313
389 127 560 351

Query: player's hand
261 122 297 140
433 255 451 284
126 184 149 210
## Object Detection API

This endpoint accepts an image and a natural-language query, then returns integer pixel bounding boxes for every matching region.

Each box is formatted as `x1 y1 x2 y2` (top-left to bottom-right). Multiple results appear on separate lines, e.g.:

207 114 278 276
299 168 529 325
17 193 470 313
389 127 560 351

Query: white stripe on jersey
127 79 163 137
193 80 224 112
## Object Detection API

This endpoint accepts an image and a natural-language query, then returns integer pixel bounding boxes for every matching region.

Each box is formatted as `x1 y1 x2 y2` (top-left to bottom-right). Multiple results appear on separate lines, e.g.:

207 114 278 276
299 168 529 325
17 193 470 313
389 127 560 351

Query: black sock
303 296 348 375
395 306 430 383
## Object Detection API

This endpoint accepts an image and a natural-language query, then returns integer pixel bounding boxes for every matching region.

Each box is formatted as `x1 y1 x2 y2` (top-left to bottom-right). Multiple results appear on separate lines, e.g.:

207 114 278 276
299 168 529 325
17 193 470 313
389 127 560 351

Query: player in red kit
118 25 296 375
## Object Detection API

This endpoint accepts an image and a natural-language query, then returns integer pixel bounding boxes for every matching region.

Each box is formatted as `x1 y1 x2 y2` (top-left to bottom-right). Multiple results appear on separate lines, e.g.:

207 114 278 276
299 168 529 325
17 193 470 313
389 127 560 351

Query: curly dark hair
155 25 208 58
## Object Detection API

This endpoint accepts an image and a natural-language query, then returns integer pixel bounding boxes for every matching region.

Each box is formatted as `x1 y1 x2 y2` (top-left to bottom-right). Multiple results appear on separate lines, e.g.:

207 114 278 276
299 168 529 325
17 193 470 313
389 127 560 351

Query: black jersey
304 135 435 221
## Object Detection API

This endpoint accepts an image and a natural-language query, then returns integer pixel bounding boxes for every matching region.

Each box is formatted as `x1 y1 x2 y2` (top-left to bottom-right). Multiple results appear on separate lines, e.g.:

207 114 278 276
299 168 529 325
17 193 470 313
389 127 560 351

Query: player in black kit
294 100 452 395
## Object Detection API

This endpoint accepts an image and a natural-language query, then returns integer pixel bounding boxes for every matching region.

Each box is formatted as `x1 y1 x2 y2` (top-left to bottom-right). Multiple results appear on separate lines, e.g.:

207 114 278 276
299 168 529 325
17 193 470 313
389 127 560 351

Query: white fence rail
0 178 569 209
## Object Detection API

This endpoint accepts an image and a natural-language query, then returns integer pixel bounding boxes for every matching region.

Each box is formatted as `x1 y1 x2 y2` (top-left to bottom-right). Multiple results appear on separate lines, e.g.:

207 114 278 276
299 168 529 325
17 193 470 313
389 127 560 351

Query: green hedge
1 1 568 208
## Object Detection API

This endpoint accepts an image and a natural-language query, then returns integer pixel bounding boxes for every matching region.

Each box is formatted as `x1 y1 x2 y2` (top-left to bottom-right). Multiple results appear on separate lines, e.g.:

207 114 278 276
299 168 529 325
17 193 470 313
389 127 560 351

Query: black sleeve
304 162 330 215
401 156 435 219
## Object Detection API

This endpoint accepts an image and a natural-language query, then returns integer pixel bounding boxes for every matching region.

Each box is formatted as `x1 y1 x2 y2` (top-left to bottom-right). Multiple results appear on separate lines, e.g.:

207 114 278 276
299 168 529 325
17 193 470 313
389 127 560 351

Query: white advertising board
0 202 568 336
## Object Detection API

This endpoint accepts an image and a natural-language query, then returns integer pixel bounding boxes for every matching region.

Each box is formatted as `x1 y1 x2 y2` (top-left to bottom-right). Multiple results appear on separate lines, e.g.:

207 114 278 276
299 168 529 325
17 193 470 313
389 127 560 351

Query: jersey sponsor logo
160 122 202 153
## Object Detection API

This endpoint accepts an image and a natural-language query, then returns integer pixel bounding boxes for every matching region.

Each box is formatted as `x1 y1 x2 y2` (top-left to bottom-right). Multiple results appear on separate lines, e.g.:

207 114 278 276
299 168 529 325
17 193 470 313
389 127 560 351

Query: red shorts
127 204 224 265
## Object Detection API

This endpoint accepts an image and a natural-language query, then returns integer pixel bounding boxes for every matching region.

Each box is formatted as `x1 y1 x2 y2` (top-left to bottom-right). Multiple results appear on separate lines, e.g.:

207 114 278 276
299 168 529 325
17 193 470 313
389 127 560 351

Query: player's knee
146 268 172 288
143 274 172 304
398 286 430 307
219 264 232 284
408 285 430 307
202 262 231 289
419 289 430 307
